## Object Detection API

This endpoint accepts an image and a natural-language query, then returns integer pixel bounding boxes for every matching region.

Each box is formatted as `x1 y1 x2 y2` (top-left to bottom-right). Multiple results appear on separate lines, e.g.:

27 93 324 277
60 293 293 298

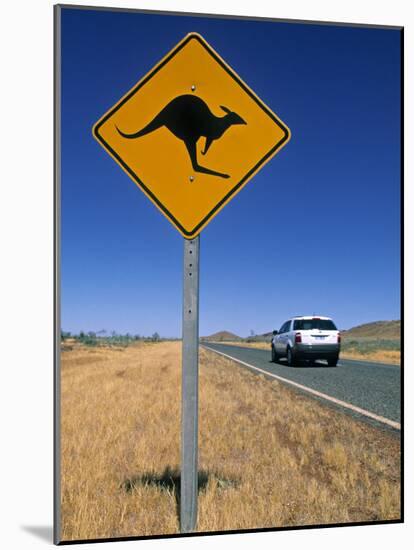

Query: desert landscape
60 338 400 541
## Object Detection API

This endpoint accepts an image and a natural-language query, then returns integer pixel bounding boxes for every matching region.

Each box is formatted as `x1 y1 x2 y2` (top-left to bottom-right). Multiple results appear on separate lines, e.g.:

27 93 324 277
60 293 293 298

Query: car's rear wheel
287 347 295 367
328 356 339 367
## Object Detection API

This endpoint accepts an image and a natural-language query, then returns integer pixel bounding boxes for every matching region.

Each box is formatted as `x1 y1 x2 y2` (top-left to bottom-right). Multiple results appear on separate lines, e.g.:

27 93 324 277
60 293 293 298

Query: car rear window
293 319 337 331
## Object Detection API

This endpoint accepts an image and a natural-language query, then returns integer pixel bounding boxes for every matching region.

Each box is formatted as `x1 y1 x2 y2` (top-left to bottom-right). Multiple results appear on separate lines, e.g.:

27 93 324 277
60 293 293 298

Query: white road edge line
201 345 401 431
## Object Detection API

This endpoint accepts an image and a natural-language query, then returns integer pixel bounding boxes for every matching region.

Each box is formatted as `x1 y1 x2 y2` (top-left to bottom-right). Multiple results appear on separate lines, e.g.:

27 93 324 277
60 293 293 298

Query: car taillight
338 333 341 343
295 332 302 343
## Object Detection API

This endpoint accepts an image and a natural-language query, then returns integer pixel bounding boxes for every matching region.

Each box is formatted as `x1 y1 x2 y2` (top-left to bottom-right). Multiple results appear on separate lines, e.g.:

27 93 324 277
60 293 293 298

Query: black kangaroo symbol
116 94 246 179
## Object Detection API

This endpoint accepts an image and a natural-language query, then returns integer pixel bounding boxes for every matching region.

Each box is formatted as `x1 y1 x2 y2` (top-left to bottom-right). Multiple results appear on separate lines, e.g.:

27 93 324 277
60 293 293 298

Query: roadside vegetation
339 337 400 364
61 330 171 350
60 341 400 540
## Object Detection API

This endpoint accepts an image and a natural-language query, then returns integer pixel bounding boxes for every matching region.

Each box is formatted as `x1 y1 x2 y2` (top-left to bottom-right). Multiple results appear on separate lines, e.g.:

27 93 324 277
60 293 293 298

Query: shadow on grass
121 466 239 523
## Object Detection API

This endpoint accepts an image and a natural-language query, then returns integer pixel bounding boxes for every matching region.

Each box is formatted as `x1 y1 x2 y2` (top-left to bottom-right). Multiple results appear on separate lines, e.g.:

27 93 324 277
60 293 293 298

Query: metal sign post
181 236 200 532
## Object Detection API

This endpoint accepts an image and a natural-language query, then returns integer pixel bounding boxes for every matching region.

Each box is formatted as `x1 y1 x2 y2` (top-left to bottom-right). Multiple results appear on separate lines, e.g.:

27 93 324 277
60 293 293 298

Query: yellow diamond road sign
93 33 291 239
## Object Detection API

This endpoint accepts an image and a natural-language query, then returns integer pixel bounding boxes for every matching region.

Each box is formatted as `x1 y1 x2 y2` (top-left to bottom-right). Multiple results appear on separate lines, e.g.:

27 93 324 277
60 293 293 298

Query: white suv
271 316 340 367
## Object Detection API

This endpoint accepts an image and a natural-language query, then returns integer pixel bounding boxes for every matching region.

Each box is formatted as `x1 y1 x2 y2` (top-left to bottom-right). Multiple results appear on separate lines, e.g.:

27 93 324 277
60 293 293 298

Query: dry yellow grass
339 349 400 364
215 341 400 365
61 341 400 541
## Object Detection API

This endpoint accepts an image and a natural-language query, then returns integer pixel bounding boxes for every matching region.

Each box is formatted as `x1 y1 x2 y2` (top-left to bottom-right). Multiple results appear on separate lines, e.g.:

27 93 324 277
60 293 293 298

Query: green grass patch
341 338 400 355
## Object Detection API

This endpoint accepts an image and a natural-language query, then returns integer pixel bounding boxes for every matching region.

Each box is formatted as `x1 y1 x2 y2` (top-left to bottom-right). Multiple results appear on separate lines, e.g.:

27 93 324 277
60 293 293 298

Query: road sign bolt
191 84 196 91
189 175 195 182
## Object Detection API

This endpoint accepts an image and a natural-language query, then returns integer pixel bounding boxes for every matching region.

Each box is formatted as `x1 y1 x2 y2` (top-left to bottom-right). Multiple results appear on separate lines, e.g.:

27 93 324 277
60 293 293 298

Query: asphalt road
202 343 401 429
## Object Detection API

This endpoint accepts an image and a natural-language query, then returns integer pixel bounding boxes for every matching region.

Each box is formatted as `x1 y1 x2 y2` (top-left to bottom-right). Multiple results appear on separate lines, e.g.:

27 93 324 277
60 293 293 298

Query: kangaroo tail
116 114 163 139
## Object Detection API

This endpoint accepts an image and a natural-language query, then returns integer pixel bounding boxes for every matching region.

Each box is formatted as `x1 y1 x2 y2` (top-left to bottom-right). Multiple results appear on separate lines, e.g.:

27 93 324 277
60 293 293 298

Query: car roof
290 316 332 320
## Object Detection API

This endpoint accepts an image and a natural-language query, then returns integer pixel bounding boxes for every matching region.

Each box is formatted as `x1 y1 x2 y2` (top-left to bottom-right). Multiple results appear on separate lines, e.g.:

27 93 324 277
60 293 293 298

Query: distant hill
342 320 400 340
201 330 242 342
246 331 273 342
258 331 273 339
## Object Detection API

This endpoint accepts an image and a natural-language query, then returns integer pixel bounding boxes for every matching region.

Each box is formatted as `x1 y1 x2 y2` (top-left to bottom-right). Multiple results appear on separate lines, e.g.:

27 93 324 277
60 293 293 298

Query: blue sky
60 7 401 337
